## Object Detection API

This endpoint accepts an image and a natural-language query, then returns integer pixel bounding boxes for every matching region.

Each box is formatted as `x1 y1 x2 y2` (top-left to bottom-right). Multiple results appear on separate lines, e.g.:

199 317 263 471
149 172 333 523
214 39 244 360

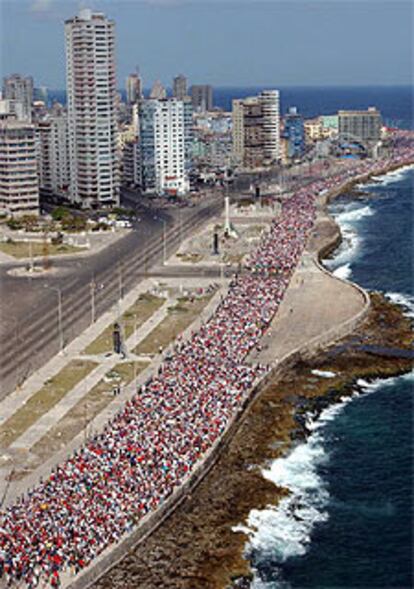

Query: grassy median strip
0 241 86 259
30 361 149 464
133 293 214 356
0 359 97 448
83 293 165 355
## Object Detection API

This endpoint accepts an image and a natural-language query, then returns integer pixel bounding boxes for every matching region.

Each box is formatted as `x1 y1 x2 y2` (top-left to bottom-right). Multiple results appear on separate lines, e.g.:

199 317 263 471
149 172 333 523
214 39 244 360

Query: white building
65 9 119 207
36 110 70 199
259 90 280 164
139 99 189 196
2 74 33 122
126 72 142 104
0 120 39 217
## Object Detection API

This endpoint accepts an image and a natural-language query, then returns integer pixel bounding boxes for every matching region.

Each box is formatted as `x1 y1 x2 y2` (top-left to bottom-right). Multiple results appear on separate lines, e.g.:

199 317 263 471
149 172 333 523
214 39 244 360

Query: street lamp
45 285 64 353
153 215 167 265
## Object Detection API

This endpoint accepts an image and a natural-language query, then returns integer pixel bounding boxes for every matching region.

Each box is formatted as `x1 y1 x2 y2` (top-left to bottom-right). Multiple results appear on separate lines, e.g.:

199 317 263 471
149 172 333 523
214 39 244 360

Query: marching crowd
1 139 413 588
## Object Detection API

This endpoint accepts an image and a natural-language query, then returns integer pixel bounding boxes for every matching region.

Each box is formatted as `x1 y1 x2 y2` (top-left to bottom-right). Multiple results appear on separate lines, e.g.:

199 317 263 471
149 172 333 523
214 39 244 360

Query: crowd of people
1 138 413 588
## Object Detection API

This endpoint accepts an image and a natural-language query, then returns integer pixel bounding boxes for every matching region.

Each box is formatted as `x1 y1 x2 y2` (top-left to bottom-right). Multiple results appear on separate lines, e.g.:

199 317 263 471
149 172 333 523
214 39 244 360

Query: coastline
91 162 414 589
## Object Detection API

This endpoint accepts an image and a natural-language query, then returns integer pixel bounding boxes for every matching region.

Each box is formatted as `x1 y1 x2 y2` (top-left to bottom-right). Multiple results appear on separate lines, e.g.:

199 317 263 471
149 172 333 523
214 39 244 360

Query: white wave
332 263 352 280
372 164 414 186
234 399 355 568
335 204 374 224
324 203 373 271
357 370 414 394
311 369 336 378
385 291 414 318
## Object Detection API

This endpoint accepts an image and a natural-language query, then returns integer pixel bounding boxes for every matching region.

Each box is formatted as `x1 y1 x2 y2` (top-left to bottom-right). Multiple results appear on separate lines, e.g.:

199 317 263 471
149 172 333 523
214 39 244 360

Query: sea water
239 167 414 589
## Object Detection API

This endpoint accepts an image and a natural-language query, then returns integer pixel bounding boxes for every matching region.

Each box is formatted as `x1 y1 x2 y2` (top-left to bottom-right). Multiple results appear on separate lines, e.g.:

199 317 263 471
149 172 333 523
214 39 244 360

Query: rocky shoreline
92 164 413 589
93 292 413 589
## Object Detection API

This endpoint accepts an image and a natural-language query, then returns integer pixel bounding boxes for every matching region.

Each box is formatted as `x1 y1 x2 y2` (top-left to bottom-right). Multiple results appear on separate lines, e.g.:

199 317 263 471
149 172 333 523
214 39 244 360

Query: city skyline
0 0 412 89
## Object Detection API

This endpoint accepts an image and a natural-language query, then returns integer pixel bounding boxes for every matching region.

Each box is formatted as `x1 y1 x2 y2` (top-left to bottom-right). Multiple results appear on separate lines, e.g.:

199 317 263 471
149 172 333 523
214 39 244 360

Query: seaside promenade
1 137 414 589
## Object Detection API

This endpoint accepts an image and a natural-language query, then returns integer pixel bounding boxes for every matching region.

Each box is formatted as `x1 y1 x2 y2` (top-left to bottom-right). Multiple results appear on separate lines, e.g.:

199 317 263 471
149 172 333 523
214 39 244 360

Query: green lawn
0 359 97 448
0 241 86 259
31 360 149 464
83 293 165 355
134 293 214 356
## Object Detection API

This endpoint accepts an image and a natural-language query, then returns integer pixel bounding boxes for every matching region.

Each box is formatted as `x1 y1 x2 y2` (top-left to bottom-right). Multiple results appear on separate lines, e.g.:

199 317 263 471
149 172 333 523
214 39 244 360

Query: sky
0 0 412 89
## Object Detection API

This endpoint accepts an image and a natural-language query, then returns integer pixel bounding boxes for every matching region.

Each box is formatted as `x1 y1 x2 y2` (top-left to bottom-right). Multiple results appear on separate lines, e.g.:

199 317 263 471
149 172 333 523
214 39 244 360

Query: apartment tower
65 9 119 207
3 74 34 122
0 120 39 216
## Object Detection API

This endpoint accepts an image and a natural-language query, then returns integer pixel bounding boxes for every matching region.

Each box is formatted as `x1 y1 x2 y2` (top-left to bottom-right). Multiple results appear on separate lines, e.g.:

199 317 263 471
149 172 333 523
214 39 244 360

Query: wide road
0 194 225 399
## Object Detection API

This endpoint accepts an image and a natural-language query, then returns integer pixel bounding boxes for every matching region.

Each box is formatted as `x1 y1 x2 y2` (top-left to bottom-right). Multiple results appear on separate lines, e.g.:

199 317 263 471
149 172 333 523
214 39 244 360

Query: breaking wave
385 291 414 318
324 202 375 278
234 398 353 584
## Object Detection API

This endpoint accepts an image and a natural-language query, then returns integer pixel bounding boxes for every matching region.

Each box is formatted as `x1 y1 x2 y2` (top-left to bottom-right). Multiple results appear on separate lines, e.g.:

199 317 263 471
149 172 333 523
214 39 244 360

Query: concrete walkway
0 281 226 506
9 300 171 451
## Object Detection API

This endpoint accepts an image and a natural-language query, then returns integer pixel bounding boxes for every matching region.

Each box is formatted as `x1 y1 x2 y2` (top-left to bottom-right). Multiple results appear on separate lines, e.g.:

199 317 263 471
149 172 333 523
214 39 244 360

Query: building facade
2 74 34 122
126 73 142 104
191 85 213 112
231 90 280 169
139 99 189 196
283 106 305 159
338 108 382 143
65 9 119 207
173 75 188 100
0 121 39 216
36 108 70 199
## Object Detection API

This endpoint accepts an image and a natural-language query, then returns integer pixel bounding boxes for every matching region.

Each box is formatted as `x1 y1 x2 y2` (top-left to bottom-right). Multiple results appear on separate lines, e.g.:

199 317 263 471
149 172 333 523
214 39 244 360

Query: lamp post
90 278 96 325
45 285 63 353
153 215 167 265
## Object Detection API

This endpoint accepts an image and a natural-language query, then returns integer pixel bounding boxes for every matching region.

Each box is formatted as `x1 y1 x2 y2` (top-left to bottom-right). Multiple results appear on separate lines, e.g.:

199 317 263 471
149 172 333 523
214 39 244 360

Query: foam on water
311 370 336 378
371 164 414 186
385 291 414 318
324 202 375 278
234 398 353 574
239 369 414 588
332 263 352 280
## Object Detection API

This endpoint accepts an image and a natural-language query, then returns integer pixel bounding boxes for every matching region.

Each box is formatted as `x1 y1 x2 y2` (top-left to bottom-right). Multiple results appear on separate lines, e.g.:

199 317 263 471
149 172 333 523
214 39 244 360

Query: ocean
238 167 414 589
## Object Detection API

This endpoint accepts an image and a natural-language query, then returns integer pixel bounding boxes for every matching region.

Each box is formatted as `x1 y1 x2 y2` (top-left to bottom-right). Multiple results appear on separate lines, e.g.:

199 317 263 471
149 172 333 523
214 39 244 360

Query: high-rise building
173 74 188 100
149 80 167 100
283 106 305 159
0 120 39 216
231 90 280 169
65 9 119 207
259 90 280 164
338 108 382 143
2 74 34 122
126 72 142 104
191 85 213 112
36 108 70 198
139 98 189 196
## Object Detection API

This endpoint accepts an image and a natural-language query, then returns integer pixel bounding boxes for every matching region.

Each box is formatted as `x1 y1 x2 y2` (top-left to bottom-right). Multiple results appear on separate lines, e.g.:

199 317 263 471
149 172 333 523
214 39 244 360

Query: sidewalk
0 275 227 506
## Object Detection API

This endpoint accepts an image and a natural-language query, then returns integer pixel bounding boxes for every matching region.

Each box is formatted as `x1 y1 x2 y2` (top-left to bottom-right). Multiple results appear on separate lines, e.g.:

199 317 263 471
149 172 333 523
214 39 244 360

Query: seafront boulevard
92 163 414 589
1 140 414 588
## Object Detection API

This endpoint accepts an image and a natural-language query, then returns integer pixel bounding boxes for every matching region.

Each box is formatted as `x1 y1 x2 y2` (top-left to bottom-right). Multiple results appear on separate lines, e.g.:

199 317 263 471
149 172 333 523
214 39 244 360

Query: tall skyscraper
173 74 188 100
65 9 119 207
231 90 280 169
126 71 143 104
139 98 189 196
0 120 39 216
259 90 280 164
283 106 305 159
3 74 34 122
149 80 167 100
191 85 213 112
